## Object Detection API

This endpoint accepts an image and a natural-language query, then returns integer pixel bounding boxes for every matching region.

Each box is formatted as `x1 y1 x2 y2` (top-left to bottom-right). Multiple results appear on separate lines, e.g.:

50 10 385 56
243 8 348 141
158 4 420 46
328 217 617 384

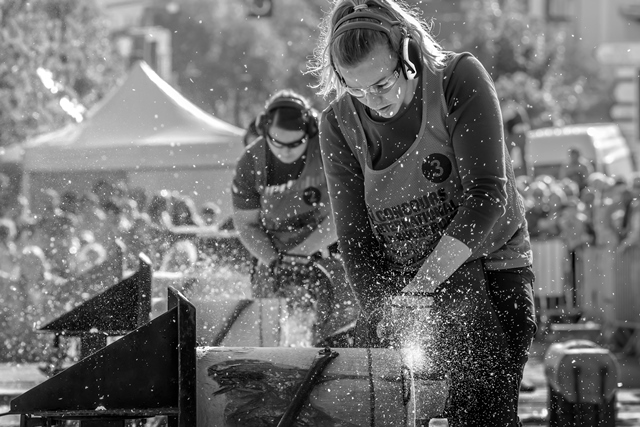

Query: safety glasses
343 61 402 98
266 133 308 149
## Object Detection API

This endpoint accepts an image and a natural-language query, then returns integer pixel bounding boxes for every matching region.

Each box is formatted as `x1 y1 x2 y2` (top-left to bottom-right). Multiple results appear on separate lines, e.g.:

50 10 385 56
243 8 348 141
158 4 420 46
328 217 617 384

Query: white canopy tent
23 61 245 216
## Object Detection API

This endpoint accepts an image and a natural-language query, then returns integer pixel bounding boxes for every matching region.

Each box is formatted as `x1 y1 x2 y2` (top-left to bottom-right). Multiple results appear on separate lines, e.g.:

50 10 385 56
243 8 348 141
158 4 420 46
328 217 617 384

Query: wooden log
153 293 311 347
193 299 287 347
196 347 448 427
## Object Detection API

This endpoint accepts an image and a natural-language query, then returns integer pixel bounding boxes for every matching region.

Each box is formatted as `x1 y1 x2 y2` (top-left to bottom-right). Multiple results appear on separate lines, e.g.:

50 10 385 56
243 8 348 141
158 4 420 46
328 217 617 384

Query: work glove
353 306 386 348
377 293 435 349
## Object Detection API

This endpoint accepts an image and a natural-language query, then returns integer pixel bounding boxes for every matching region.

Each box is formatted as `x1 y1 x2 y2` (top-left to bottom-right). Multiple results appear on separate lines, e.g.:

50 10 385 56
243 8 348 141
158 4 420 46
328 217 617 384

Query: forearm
444 55 508 251
621 207 640 248
406 235 472 294
235 221 279 265
333 199 388 310
288 216 338 256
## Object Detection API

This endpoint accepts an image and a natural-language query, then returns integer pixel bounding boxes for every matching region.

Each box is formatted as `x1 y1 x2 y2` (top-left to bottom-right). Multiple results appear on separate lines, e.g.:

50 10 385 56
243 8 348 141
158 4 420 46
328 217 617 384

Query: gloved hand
268 253 319 309
270 253 315 275
353 306 386 348
377 293 435 348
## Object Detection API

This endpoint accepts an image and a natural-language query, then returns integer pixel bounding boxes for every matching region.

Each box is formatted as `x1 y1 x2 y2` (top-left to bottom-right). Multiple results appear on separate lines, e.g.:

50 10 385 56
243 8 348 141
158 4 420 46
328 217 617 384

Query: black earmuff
401 35 422 80
330 7 423 82
256 96 319 139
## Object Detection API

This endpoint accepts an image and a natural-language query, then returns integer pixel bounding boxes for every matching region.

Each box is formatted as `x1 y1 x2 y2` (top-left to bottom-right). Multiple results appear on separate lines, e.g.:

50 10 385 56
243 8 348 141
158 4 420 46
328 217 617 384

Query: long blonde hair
308 0 447 99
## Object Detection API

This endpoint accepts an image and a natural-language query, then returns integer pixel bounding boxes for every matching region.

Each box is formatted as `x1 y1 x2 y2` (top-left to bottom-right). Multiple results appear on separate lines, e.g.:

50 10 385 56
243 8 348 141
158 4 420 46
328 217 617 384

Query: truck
525 122 637 181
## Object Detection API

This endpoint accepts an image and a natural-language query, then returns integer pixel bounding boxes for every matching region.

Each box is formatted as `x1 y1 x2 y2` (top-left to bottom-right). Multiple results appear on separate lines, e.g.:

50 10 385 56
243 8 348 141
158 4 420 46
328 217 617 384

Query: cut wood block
193 299 288 347
196 347 448 427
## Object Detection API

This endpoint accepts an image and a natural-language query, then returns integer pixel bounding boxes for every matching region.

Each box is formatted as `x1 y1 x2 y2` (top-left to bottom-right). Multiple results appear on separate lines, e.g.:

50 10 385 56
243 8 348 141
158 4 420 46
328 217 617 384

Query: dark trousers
355 260 537 427
483 265 537 426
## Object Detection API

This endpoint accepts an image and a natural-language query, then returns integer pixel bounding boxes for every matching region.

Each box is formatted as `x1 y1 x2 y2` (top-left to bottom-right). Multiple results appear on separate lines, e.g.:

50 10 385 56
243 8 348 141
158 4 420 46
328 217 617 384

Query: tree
453 0 614 129
148 0 327 129
0 0 126 148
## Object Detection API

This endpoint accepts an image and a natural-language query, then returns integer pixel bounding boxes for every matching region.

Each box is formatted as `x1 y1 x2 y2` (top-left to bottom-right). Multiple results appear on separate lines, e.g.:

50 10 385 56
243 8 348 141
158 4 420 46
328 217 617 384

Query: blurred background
2 0 640 364
1 0 639 211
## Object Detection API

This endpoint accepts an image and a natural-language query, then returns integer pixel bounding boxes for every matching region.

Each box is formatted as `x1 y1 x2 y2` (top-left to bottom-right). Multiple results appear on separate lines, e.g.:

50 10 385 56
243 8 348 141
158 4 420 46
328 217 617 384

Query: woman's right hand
377 294 434 347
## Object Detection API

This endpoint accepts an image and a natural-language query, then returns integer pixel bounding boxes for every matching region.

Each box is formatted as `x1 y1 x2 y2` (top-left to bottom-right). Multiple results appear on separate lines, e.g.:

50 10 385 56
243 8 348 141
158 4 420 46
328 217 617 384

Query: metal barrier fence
574 246 616 325
533 238 640 352
531 238 573 313
612 246 640 325
574 245 640 326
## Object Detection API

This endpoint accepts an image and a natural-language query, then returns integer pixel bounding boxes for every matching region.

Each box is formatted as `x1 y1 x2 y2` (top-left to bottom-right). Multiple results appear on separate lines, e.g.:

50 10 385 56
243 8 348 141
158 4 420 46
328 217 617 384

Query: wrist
392 293 435 311
268 252 284 268
399 289 436 298
407 272 439 294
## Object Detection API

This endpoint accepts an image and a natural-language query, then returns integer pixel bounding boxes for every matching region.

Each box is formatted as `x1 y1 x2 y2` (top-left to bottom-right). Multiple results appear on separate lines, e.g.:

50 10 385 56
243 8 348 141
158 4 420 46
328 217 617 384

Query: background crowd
0 176 245 362
1 152 639 363
519 169 640 253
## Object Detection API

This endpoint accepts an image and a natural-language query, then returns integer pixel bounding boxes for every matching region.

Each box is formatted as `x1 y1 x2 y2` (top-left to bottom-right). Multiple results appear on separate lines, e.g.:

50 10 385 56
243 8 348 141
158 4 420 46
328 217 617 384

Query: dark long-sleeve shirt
320 53 531 310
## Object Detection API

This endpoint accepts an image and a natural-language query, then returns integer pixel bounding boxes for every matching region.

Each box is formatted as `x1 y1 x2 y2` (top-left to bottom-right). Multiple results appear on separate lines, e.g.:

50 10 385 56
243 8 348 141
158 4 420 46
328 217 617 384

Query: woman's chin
375 105 397 118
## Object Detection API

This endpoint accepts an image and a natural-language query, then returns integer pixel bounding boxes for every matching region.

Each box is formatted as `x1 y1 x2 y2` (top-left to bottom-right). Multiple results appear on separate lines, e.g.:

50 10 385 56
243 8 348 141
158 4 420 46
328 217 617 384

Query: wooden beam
196 347 448 426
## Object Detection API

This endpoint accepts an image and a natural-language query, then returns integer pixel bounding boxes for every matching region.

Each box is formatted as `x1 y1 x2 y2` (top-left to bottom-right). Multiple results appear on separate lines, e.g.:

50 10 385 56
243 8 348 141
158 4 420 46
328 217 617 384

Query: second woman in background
231 89 353 346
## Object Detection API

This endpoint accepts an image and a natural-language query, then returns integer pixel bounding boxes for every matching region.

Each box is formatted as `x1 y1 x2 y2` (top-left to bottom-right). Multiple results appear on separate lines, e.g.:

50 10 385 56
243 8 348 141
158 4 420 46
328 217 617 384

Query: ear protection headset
330 4 422 81
255 96 319 139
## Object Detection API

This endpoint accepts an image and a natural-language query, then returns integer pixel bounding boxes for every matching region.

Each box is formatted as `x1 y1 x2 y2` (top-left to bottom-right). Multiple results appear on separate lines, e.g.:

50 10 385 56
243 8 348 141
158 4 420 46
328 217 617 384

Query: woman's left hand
401 235 471 296
376 297 409 344
401 276 439 295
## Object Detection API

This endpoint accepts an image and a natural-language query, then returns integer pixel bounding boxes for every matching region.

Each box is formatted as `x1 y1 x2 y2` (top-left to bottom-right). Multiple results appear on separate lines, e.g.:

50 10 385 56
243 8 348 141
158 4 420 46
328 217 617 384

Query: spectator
18 245 67 309
537 184 567 239
76 192 108 245
14 221 39 254
128 187 148 213
159 239 199 273
146 191 173 266
2 194 35 232
201 202 222 226
92 180 115 210
558 199 593 251
75 242 108 275
600 178 633 247
168 194 205 227
147 191 172 229
524 180 552 239
558 178 580 204
119 198 153 269
501 100 530 176
0 218 19 280
559 147 594 193
35 189 79 278
0 245 67 362
0 172 12 218
111 180 129 204
580 172 611 234
102 199 127 253
619 174 640 252
59 191 80 216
